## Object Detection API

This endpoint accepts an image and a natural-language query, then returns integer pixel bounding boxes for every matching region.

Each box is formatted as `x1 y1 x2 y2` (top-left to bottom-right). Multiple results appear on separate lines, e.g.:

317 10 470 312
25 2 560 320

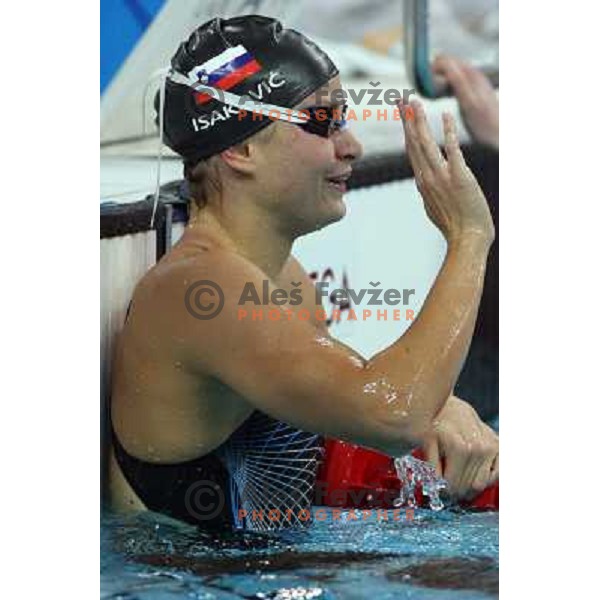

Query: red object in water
316 439 499 511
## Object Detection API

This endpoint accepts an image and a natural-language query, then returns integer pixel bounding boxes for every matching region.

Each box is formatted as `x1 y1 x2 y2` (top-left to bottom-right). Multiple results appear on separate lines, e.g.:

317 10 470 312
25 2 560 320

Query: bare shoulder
134 249 320 324
126 244 283 352
130 243 257 317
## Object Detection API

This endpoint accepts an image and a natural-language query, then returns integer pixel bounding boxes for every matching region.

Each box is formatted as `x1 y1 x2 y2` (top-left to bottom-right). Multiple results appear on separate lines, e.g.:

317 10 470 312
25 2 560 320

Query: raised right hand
399 100 495 245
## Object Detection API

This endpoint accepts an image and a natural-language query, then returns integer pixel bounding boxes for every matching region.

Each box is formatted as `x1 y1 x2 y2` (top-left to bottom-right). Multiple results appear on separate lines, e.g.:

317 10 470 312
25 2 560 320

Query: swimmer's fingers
423 434 443 478
399 100 430 182
442 430 491 499
467 455 496 500
454 441 485 499
440 433 470 498
457 431 488 498
411 100 446 172
434 397 499 499
490 453 499 483
482 422 499 484
443 112 467 172
465 424 499 498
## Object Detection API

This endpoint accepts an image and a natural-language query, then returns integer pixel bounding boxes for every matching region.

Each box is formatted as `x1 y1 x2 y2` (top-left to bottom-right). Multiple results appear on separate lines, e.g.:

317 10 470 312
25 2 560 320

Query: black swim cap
157 15 338 165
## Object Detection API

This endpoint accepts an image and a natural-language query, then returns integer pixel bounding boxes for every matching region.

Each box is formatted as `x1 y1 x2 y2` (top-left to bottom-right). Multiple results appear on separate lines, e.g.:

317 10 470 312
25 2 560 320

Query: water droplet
393 455 447 511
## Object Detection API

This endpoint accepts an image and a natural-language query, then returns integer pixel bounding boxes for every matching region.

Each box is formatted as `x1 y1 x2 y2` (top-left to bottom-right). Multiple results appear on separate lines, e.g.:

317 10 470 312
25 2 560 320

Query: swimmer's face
255 75 363 236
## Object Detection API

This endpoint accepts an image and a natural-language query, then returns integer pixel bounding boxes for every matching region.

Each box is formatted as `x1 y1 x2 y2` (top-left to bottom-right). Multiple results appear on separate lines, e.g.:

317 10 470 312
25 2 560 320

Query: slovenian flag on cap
191 45 262 105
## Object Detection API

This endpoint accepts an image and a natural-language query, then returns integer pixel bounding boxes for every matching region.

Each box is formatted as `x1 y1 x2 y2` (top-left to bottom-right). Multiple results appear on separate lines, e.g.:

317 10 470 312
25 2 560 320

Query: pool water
101 506 499 599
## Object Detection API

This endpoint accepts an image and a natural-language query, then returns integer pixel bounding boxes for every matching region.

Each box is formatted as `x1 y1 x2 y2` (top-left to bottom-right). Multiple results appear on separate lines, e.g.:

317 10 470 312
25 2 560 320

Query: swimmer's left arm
283 257 496 495
285 257 496 496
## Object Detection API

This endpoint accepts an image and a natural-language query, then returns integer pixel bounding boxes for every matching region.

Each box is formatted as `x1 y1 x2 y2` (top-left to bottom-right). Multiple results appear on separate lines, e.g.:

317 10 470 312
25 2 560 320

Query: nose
334 127 363 163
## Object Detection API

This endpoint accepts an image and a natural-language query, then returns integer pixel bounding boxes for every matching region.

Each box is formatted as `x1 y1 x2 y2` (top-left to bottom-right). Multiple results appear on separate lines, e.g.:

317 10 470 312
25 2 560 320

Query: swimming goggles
295 105 349 138
168 69 349 139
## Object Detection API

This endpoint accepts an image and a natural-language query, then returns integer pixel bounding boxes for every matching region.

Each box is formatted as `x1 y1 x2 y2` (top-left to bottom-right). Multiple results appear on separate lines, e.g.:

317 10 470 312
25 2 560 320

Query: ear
219 140 256 176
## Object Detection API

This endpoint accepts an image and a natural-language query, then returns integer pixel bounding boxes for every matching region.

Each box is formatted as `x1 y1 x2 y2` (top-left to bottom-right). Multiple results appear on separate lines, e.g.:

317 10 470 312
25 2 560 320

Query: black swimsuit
112 410 324 532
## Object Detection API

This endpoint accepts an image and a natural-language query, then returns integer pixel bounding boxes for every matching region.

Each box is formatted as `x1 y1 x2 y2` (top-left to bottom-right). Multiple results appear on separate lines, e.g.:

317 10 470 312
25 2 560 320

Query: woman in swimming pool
110 15 498 531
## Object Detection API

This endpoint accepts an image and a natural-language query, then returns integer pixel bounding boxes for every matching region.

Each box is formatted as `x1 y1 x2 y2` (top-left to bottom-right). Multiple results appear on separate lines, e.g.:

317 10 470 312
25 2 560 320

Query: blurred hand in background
433 55 499 150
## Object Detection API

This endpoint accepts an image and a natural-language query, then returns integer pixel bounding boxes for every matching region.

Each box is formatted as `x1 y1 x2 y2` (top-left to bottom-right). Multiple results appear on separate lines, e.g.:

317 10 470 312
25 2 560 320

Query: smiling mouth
326 172 351 193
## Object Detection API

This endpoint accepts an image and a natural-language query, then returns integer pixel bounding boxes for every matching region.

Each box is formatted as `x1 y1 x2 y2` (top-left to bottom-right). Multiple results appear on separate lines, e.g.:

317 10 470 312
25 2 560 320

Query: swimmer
110 16 499 531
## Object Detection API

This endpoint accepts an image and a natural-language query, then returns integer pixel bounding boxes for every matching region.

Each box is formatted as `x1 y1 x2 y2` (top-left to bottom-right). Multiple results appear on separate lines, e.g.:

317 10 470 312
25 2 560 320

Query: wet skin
110 79 498 508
